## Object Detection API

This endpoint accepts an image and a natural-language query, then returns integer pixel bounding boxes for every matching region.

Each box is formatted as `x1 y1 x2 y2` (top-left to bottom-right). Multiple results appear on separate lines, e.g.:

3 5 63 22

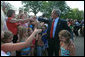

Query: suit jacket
38 17 72 48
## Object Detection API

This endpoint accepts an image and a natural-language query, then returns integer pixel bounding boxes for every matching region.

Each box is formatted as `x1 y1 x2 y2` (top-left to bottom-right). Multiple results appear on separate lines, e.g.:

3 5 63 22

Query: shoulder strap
66 41 71 50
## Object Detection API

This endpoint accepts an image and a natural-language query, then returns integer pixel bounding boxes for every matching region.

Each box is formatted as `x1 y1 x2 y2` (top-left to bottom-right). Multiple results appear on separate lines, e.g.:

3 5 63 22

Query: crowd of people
66 19 84 37
1 8 42 56
2 6 84 56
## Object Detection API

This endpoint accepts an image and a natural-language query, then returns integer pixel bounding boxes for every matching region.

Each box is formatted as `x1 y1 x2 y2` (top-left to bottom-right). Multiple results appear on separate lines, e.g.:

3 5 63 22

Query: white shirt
1 50 9 56
53 17 59 38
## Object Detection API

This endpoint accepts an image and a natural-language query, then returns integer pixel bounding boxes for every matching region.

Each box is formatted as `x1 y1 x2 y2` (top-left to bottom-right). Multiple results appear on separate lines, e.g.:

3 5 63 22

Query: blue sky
5 1 84 16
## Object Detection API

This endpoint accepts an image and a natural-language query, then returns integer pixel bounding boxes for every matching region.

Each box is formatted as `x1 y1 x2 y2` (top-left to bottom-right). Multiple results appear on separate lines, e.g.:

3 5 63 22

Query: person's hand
32 20 37 24
32 16 36 20
29 17 35 22
32 20 38 28
35 34 39 40
30 16 37 22
40 22 44 26
34 28 42 34
26 18 33 22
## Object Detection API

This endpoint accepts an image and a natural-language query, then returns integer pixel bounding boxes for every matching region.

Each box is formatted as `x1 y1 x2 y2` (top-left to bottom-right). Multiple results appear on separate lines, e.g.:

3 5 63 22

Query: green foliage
22 1 68 18
22 1 42 15
19 1 84 20
1 1 83 20
40 1 69 18
61 8 84 20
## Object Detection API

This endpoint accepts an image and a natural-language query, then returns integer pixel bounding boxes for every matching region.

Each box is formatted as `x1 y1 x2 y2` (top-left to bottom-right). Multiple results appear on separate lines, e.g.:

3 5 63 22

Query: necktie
50 19 55 38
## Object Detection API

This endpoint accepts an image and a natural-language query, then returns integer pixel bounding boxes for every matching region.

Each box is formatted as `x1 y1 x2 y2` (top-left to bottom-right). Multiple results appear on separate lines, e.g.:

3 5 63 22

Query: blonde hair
18 26 28 41
1 31 13 43
59 30 71 43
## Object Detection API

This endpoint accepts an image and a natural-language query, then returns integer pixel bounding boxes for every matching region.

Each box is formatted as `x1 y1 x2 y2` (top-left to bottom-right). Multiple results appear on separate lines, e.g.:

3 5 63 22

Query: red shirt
31 39 36 48
32 39 36 45
6 17 18 35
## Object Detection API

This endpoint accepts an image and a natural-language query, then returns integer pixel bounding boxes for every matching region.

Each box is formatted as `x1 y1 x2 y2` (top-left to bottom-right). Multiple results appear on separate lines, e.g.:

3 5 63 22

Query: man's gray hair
53 9 61 17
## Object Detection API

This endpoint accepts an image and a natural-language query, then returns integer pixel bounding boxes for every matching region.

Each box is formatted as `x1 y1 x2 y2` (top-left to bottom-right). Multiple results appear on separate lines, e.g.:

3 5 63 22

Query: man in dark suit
37 9 73 56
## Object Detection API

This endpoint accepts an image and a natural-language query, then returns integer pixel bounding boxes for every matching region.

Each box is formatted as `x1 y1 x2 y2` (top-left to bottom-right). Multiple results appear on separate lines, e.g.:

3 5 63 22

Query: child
24 11 28 19
28 27 34 56
1 31 16 56
58 30 75 56
1 31 13 44
19 14 29 29
28 27 36 56
1 28 42 56
41 24 48 56
37 33 44 56
17 10 23 19
18 26 31 56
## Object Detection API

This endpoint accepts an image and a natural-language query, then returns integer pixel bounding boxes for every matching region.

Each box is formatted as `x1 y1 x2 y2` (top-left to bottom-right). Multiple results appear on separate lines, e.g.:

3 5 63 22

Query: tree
22 1 84 20
40 1 70 18
40 1 52 18
22 1 42 16
61 8 84 20
22 1 70 18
